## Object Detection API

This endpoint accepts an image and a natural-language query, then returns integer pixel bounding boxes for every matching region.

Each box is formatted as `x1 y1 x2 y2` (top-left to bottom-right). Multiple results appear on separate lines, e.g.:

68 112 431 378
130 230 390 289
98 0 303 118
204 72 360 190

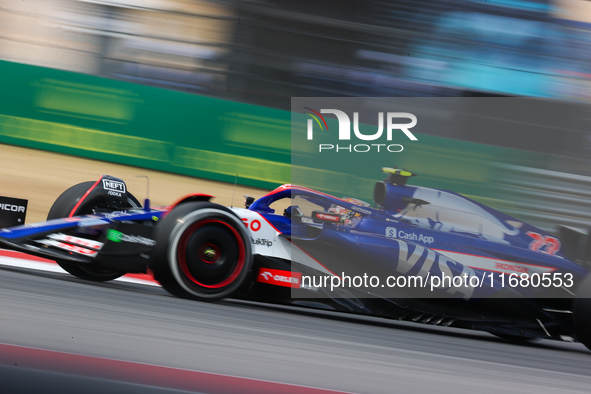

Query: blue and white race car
1 168 591 351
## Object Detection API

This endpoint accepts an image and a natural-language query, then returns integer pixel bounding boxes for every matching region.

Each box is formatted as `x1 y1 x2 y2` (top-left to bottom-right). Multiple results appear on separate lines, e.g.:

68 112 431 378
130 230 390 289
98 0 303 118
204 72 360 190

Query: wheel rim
177 219 245 289
198 243 221 264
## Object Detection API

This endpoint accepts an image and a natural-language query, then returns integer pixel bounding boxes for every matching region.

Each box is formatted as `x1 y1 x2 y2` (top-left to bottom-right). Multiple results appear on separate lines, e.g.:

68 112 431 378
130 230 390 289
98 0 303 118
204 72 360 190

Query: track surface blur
1 266 591 394
3 144 591 393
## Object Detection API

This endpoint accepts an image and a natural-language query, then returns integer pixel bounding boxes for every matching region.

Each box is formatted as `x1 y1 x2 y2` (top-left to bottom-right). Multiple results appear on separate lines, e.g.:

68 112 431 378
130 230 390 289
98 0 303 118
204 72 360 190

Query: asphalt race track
1 262 591 394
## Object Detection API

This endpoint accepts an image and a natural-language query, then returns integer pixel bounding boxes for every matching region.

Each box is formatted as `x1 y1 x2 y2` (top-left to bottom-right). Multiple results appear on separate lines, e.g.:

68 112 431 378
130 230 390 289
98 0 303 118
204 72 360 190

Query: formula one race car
1 169 591 351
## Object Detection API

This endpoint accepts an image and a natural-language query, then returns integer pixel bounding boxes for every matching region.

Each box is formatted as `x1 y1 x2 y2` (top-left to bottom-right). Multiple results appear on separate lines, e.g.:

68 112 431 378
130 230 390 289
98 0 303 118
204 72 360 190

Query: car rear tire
47 181 141 282
152 202 252 301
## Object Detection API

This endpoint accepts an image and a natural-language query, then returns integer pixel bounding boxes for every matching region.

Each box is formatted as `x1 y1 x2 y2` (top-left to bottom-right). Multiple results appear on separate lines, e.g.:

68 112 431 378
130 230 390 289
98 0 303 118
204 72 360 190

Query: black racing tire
48 181 141 219
151 201 252 301
573 274 591 351
47 181 141 282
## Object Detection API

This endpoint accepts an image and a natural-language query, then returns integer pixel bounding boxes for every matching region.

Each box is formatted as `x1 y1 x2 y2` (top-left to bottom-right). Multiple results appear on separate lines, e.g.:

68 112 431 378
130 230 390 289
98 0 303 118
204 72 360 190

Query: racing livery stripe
36 239 98 256
255 212 281 233
434 249 557 275
68 177 102 218
263 184 355 205
48 233 103 250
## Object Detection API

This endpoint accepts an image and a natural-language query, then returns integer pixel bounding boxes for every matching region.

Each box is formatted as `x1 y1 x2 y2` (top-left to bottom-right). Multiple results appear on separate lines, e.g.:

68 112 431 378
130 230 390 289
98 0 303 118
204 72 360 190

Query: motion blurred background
2 0 591 231
5 0 591 105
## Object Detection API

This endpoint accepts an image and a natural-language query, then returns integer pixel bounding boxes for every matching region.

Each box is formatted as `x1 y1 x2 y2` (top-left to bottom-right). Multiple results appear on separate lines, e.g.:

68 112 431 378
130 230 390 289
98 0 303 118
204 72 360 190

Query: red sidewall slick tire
152 202 252 300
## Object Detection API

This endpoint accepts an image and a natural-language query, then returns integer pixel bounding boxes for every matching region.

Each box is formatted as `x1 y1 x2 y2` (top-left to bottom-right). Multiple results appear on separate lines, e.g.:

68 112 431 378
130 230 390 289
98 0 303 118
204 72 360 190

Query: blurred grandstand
3 0 591 104
3 0 591 166
3 0 591 231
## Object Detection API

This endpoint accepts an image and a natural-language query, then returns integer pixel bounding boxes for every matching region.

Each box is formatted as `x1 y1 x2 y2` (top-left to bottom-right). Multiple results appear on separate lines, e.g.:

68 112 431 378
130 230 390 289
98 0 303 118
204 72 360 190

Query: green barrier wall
0 60 544 207
0 60 291 189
